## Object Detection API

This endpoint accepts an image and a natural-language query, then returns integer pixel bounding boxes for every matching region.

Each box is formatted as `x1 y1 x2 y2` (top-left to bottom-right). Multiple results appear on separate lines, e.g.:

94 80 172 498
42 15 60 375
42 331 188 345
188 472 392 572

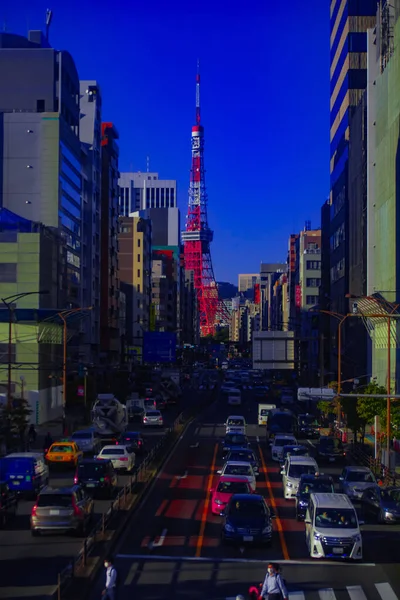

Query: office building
271 274 289 332
0 31 83 309
238 274 259 293
79 81 102 365
119 172 177 216
100 123 120 364
259 263 286 330
118 215 152 360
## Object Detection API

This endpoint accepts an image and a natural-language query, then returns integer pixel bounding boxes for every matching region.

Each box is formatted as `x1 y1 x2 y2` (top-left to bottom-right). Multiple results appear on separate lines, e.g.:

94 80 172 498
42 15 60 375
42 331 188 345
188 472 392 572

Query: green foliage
317 400 333 416
342 395 365 436
356 382 388 425
328 381 338 392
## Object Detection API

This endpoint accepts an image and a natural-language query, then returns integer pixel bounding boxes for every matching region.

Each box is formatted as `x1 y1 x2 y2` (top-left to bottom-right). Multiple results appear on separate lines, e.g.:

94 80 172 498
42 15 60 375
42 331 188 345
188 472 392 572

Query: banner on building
295 284 302 308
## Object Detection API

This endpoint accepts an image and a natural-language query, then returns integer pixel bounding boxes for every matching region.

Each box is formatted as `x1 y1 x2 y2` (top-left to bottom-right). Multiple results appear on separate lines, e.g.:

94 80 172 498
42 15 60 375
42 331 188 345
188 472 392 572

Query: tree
0 396 32 450
356 382 387 425
341 394 366 443
317 400 333 418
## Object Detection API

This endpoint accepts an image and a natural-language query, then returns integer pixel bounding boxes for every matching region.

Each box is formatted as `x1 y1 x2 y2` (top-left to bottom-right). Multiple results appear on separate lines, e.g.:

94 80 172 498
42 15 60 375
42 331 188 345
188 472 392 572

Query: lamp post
1 290 49 410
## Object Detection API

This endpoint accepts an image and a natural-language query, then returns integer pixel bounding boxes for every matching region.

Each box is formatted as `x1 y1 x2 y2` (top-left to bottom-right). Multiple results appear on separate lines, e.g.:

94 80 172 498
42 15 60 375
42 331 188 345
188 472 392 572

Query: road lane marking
123 562 139 586
115 554 375 565
148 528 168 549
195 442 218 558
256 436 260 442
155 499 168 517
258 443 289 560
347 586 368 600
318 589 337 600
375 583 399 600
176 471 188 480
190 442 199 448
289 592 306 600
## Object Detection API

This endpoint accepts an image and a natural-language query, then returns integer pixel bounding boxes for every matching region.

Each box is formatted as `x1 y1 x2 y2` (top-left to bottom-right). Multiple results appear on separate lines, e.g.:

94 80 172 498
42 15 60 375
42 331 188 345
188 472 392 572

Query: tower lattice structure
182 65 229 337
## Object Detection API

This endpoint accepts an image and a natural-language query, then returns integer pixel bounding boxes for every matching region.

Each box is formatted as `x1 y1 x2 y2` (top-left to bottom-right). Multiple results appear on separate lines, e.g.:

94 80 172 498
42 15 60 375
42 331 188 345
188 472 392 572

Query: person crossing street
260 563 288 600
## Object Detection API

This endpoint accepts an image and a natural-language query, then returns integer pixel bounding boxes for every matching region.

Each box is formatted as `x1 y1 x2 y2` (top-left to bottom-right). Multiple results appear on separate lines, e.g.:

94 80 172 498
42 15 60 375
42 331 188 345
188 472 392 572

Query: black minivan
74 459 118 498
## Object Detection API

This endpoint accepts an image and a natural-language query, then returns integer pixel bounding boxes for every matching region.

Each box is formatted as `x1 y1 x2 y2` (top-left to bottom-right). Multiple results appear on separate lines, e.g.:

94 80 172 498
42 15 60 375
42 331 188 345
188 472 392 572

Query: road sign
143 332 177 363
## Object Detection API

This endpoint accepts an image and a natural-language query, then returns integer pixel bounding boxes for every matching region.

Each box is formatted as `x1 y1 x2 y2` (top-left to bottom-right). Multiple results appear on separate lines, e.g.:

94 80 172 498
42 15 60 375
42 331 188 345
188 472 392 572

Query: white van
305 493 363 560
227 388 241 406
225 416 246 435
281 455 319 499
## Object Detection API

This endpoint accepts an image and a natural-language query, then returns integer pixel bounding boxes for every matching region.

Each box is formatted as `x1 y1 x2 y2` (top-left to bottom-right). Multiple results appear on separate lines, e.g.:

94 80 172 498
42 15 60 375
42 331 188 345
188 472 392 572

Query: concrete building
259 263 286 330
118 215 152 360
238 274 259 293
79 81 102 365
271 274 289 331
119 172 177 216
0 31 83 309
100 123 120 364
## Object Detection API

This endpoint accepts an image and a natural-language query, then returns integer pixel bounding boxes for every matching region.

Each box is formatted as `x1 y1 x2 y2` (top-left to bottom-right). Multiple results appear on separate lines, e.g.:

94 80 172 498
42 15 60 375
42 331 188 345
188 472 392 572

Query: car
253 386 269 400
0 481 18 528
71 429 101 454
281 455 319 500
360 485 400 523
221 433 249 453
218 461 256 492
271 434 297 462
45 441 83 468
117 431 145 454
296 414 320 439
279 444 309 466
210 476 252 515
223 449 260 477
31 485 94 536
225 416 246 435
97 445 135 472
316 436 346 463
339 466 377 500
304 493 363 560
221 493 274 545
295 474 335 520
143 410 163 427
73 458 118 498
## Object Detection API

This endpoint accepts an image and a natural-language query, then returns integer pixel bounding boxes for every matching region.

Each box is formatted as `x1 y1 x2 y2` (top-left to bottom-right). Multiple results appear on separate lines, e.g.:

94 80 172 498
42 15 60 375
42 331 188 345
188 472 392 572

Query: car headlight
287 482 292 488
225 523 235 532
314 532 321 540
352 534 361 543
262 525 272 534
214 499 224 505
298 500 308 507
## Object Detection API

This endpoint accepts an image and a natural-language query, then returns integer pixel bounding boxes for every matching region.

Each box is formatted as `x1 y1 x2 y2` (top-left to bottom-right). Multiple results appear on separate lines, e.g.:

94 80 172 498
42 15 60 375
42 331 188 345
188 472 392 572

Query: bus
266 408 296 443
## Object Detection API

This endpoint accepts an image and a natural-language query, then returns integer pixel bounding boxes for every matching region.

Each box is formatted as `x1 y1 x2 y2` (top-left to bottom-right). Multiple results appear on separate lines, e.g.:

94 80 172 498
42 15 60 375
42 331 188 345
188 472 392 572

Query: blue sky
6 0 330 284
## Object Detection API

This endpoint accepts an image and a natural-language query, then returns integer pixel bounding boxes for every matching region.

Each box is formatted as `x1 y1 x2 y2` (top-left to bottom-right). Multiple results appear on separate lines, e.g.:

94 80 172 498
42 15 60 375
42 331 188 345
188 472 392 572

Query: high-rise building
238 274 259 293
79 81 102 364
259 263 286 330
0 31 83 308
118 172 177 216
100 123 120 364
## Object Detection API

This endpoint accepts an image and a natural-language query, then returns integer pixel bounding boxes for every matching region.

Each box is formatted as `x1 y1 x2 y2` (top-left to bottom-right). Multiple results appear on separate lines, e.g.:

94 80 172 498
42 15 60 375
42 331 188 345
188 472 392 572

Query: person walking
260 563 288 600
101 557 118 600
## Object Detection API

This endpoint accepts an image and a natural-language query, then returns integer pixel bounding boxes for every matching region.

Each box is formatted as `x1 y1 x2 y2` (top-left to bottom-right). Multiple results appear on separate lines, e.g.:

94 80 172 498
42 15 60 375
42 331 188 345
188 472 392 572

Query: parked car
97 445 135 472
74 458 118 498
220 493 274 545
0 481 18 527
31 485 94 536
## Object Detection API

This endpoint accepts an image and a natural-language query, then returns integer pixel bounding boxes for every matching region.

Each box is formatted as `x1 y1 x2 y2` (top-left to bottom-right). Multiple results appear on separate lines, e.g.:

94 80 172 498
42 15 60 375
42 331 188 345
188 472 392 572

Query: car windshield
260 409 269 416
72 432 92 440
78 463 107 476
101 448 125 456
288 465 316 478
50 445 73 453
227 419 244 426
226 435 247 445
321 438 342 449
315 508 358 529
275 438 294 447
283 446 308 459
217 481 249 494
300 481 333 494
38 494 72 507
379 489 400 504
229 500 265 517
299 416 314 426
229 452 254 462
225 465 252 476
346 471 374 483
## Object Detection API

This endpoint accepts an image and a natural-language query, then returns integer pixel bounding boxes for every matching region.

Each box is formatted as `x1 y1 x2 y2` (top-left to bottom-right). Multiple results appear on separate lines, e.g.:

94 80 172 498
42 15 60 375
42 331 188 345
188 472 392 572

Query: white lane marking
256 436 260 442
148 528 168 549
289 592 306 600
190 442 199 448
319 589 338 600
124 562 138 586
375 583 399 600
347 586 368 600
115 554 376 565
176 471 188 480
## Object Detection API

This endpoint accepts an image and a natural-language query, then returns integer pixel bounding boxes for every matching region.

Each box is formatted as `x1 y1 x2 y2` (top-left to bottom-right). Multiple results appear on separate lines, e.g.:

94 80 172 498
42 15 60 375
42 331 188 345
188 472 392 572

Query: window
306 278 321 287
137 284 141 293
0 232 17 243
121 226 131 233
308 243 318 250
330 223 345 250
166 188 170 204
0 343 16 363
0 263 17 283
137 254 140 262
331 258 345 282
306 295 319 305
137 299 140 309
36 99 45 112
138 239 141 248
306 261 321 270
137 269 140 278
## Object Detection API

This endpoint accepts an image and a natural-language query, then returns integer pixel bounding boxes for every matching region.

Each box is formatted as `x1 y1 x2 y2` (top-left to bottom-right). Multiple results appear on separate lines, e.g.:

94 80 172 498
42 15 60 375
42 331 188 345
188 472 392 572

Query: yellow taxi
45 440 83 467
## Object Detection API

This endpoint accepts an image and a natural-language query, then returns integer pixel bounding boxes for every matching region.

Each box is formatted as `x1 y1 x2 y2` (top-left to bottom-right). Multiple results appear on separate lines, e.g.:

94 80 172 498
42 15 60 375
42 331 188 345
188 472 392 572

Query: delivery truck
258 403 276 426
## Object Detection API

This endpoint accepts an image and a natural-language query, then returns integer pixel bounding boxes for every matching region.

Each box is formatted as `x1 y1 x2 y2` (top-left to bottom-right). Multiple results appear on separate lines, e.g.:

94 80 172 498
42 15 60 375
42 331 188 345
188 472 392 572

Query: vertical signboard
295 284 302 308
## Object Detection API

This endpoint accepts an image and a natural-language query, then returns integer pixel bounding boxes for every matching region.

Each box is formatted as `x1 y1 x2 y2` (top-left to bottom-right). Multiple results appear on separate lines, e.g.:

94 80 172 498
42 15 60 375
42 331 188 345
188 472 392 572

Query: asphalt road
87 391 400 600
0 390 201 600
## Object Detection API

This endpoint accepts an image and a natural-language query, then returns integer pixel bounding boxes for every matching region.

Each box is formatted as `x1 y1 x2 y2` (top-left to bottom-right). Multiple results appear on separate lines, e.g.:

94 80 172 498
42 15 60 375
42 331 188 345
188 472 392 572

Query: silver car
31 485 94 536
340 466 377 500
71 429 101 454
143 410 163 427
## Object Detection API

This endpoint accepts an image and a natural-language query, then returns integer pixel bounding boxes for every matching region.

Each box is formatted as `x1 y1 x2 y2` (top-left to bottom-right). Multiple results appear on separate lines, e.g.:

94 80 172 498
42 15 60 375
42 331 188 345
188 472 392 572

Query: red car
210 476 253 515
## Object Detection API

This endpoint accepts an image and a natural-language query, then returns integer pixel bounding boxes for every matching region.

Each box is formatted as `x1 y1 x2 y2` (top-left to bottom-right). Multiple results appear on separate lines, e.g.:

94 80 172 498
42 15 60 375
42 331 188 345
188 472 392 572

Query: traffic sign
143 332 177 363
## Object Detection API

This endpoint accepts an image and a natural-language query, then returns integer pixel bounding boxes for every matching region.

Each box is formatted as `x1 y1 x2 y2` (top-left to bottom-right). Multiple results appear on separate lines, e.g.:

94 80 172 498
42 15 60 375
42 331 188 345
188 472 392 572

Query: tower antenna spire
196 58 201 125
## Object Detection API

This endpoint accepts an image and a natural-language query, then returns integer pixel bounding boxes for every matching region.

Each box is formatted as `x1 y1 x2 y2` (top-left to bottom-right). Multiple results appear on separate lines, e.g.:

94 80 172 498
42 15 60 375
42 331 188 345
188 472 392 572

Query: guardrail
348 443 400 487
54 410 188 600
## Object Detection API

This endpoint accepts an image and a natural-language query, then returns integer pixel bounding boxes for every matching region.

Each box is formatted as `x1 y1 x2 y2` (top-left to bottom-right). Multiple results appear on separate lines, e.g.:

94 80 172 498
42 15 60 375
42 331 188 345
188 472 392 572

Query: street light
1 290 49 410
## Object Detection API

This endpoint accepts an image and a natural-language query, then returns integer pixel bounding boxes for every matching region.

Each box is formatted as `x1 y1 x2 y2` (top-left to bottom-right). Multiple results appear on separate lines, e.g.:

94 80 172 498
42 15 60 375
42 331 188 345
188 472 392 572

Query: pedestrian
101 557 118 600
260 563 288 600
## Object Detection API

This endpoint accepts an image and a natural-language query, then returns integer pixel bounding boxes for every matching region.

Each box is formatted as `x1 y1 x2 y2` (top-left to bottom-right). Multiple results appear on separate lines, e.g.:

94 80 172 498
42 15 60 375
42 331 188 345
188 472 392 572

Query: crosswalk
226 584 399 600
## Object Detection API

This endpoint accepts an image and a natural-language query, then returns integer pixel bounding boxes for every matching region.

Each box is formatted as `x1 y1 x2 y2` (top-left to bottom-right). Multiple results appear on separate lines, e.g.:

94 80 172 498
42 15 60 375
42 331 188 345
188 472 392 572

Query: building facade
259 263 286 330
238 274 259 293
119 172 177 216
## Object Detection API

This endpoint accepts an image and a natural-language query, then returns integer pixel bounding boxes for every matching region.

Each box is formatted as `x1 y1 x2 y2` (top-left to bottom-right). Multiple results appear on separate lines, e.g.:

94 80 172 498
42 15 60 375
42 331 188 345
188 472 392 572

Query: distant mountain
217 281 238 299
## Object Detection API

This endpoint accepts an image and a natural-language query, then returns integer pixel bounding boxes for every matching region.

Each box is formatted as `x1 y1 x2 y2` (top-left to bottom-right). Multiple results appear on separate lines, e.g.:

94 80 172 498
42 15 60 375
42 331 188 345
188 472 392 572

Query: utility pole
319 333 324 387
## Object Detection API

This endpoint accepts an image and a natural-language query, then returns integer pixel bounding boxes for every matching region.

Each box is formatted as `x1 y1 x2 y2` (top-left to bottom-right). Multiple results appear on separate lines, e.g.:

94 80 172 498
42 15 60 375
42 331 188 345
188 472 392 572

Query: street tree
356 381 388 425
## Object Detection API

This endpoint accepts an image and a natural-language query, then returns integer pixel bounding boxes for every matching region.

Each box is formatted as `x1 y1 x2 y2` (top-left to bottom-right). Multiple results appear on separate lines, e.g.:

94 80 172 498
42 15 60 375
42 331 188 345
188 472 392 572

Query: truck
258 403 276 426
126 396 145 422
91 394 127 439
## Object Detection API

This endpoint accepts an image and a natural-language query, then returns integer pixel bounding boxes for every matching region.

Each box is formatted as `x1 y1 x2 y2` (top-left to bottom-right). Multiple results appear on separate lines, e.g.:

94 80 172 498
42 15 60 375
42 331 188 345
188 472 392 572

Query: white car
218 461 256 492
143 410 163 427
271 435 297 461
225 415 246 435
97 445 135 472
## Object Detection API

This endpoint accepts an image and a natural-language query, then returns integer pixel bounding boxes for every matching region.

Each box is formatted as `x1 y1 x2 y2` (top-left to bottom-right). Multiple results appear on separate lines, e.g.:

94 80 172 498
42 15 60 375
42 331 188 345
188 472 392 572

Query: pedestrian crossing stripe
224 584 399 600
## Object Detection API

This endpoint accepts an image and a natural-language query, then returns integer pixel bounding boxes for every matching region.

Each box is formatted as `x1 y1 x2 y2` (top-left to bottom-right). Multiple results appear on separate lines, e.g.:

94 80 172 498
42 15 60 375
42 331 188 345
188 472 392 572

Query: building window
306 278 321 287
146 188 150 201
121 226 131 233
0 343 16 363
170 188 175 207
137 284 141 293
161 188 165 207
137 269 140 278
0 263 17 283
330 222 345 250
151 188 155 202
306 295 319 305
331 258 345 283
137 254 140 262
138 239 141 248
166 188 170 204
37 99 45 112
307 242 318 250
306 261 321 270
137 299 141 309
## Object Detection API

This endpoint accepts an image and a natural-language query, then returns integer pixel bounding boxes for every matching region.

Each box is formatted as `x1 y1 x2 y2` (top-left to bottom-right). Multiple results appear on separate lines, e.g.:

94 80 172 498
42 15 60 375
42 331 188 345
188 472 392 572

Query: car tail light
120 457 128 461
138 440 142 446
72 498 83 516
104 475 111 483
31 505 38 517
115 441 119 445
143 418 148 422
73 476 78 484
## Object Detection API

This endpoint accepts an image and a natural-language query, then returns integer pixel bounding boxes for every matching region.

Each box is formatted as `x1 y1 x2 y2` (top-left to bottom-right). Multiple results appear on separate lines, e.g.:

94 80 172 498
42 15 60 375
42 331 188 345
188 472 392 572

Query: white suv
305 493 363 560
281 455 318 500
271 434 297 462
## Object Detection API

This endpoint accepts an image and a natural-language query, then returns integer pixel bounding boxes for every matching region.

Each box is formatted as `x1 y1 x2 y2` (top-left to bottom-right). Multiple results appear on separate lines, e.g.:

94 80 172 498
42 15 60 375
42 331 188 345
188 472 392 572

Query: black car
253 386 269 399
221 493 274 545
74 459 118 498
280 445 309 466
117 431 145 454
222 433 249 452
360 485 400 523
223 449 260 476
0 481 18 528
295 474 335 520
296 414 320 439
316 436 346 463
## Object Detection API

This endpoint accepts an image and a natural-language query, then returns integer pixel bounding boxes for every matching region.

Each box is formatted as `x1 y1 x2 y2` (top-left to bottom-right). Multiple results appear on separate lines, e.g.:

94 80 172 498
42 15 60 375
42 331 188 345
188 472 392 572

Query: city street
87 392 400 600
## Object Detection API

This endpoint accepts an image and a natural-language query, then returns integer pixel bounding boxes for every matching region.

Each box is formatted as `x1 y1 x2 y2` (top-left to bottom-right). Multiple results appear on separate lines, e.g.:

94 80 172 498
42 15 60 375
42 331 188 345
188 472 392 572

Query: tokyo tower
182 63 229 337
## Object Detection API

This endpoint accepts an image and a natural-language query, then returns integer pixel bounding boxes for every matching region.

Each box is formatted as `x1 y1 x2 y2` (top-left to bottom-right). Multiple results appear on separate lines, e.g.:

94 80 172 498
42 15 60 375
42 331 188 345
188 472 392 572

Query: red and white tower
182 64 228 336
